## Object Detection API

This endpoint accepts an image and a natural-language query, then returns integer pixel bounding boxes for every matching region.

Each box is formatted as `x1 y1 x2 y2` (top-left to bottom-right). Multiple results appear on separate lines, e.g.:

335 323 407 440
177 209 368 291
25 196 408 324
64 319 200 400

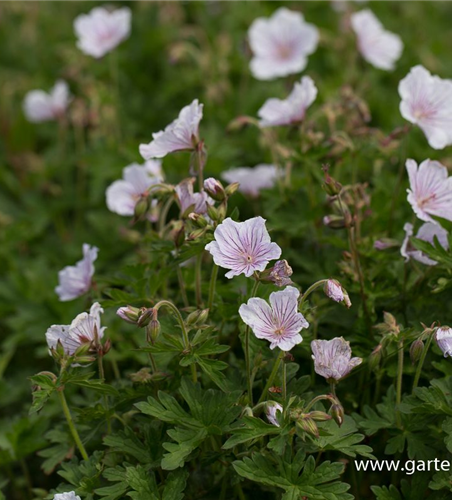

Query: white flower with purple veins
266 402 283 427
106 160 162 217
222 165 279 198
46 302 105 356
258 76 317 127
74 7 131 59
239 286 308 351
23 80 71 123
311 337 362 381
248 8 319 81
399 66 452 150
175 178 211 216
56 244 98 302
205 216 282 279
350 10 403 71
401 222 449 266
139 100 203 160
436 326 452 358
53 493 81 500
406 159 452 224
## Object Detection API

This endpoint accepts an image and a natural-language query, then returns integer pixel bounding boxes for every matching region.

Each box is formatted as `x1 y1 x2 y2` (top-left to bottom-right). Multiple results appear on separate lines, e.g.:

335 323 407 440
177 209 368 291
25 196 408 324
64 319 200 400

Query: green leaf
371 485 403 500
103 429 153 464
126 465 159 500
68 378 119 396
161 427 206 470
223 417 280 449
162 469 189 500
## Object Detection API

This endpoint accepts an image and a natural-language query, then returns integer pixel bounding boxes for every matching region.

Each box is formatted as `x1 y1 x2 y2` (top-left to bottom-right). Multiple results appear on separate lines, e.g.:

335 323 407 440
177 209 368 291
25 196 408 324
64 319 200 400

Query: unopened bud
146 319 161 343
204 178 226 202
134 196 150 221
173 224 186 248
187 228 207 241
137 308 154 328
102 338 112 356
322 167 343 196
74 342 93 357
330 403 345 427
323 214 346 229
186 309 209 326
225 182 240 197
368 344 383 371
297 416 319 438
188 212 208 228
207 205 220 222
307 411 332 422
117 305 141 324
410 338 424 365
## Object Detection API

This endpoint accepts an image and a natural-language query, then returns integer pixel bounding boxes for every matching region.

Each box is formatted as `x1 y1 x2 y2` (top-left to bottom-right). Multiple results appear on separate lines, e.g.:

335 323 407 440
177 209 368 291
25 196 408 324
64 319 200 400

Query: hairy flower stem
299 279 328 308
257 351 284 404
245 279 260 405
195 253 203 308
97 355 112 434
396 339 404 428
177 266 189 308
57 389 88 460
207 263 219 312
195 146 205 193
412 332 433 393
304 394 334 413
282 357 287 402
154 300 197 382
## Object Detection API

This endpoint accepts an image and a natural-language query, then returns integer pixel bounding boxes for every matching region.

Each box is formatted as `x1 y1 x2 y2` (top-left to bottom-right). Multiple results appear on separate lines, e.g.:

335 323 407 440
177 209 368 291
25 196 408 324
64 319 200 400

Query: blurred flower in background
222 164 279 197
23 80 71 123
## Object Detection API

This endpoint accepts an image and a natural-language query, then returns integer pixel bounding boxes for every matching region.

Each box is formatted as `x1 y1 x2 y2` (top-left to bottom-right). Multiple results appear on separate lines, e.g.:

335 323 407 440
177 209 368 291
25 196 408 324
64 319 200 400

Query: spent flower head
140 100 203 159
23 80 71 123
406 159 452 224
74 7 131 58
248 8 319 80
239 286 309 351
311 337 362 382
399 66 452 150
205 216 282 279
55 243 98 301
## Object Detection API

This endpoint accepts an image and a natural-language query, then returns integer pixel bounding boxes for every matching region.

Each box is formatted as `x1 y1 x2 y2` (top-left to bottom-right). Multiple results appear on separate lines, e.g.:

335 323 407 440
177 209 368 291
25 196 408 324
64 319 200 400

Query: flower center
277 44 293 60
418 193 436 208
274 327 285 336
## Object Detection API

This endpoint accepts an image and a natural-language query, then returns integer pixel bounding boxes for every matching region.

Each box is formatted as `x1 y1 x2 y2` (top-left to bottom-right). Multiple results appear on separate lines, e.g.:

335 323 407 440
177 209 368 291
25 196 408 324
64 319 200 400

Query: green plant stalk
257 351 284 404
207 263 219 311
299 279 328 308
177 266 189 308
396 339 404 428
195 253 203 308
412 332 434 393
57 389 88 460
97 355 112 434
109 50 122 142
282 357 287 402
154 300 197 382
245 279 260 405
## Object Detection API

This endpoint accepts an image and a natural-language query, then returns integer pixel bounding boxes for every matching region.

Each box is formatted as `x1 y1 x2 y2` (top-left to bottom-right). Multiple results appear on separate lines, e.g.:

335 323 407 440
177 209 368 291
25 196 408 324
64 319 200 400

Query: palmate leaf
222 416 281 449
103 429 154 465
56 451 103 498
401 378 452 417
316 416 375 459
233 453 353 500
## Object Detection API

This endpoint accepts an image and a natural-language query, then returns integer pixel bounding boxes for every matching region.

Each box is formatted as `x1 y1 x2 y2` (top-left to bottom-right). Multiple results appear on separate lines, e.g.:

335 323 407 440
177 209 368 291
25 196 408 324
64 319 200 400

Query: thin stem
412 332 433 393
245 279 260 405
58 390 88 460
195 146 205 192
299 279 328 308
304 394 334 413
177 266 189 308
257 351 284 404
158 197 174 236
282 356 287 402
396 339 404 428
195 253 203 308
330 380 337 397
153 300 197 382
109 50 122 142
207 263 219 311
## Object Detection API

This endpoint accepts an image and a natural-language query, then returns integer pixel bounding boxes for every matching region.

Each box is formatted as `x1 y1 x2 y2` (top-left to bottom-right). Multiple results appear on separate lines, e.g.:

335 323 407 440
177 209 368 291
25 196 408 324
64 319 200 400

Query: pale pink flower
139 100 203 159
74 7 131 59
258 76 317 127
399 66 452 150
53 494 81 500
46 302 105 356
436 326 452 358
239 286 308 351
23 80 71 123
311 337 362 381
222 165 279 197
248 8 319 81
175 178 212 216
350 10 403 71
401 222 449 266
406 159 452 224
106 160 162 217
266 402 283 426
56 244 98 301
205 216 281 279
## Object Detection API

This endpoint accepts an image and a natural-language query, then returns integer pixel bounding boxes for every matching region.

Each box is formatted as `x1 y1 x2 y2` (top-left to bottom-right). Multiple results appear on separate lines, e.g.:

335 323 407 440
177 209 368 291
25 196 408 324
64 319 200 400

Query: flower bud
187 228 207 241
137 308 154 328
323 214 346 229
330 403 344 427
146 319 161 343
374 238 399 250
410 338 424 365
74 342 93 357
188 212 208 228
225 182 240 197
207 205 220 222
134 196 150 221
297 416 319 438
186 309 209 326
322 169 343 196
204 178 226 202
102 338 112 356
324 279 344 302
368 344 383 371
173 224 186 248
117 305 142 324
307 411 332 422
